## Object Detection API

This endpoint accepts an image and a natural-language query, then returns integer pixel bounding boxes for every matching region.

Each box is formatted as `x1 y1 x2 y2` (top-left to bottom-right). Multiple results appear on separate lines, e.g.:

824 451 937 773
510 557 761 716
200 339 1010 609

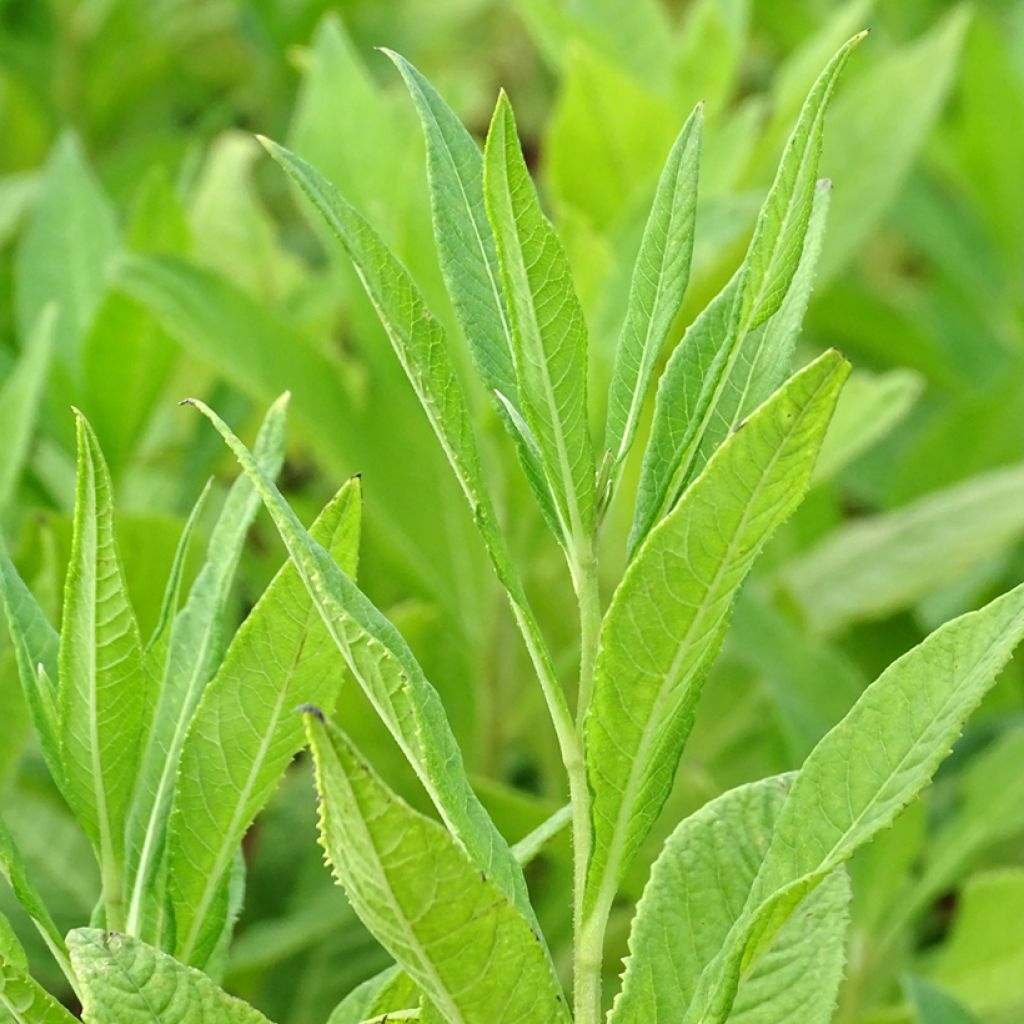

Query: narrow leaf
584 351 849 913
68 929 274 1024
307 713 568 1024
484 92 596 547
59 411 150 926
168 478 362 967
612 778 850 1024
185 399 534 921
604 104 703 482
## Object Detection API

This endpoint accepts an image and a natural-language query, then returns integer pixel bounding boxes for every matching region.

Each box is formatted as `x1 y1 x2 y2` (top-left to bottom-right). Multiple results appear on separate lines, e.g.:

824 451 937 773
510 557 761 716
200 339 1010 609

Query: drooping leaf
307 713 568 1024
167 479 362 967
690 582 1024 1024
602 103 703 488
584 351 848 914
69 929 274 1024
125 397 288 939
58 411 150 926
611 778 850 1024
185 398 534 922
630 34 862 551
0 306 54 512
484 92 596 550
781 462 1024 634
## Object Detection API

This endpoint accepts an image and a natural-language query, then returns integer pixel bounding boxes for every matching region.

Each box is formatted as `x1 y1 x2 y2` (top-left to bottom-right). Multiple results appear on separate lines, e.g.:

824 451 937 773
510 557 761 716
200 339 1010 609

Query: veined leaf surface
611 778 849 1024
167 479 362 967
484 92 595 548
58 412 149 924
69 929 274 1024
0 955 75 1024
186 399 534 922
584 351 849 914
308 713 567 1024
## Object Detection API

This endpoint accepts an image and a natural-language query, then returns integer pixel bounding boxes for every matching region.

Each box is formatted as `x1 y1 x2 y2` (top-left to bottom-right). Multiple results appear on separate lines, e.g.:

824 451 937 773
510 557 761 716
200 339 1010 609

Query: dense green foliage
2 2 1024 1023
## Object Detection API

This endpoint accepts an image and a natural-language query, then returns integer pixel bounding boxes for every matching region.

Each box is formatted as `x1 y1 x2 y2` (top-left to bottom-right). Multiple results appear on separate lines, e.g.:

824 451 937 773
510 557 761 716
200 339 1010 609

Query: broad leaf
0 955 75 1024
308 713 568 1024
603 103 703 487
186 399 534 921
58 412 150 925
125 397 288 938
690 582 1024 1023
0 307 54 512
612 778 849 1024
68 929 274 1023
484 92 596 549
585 350 848 913
167 479 362 967
630 34 862 551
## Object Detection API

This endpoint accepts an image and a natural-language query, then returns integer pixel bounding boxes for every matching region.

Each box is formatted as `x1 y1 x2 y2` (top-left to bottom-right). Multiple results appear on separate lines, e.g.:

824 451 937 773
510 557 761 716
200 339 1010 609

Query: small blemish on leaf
297 703 325 721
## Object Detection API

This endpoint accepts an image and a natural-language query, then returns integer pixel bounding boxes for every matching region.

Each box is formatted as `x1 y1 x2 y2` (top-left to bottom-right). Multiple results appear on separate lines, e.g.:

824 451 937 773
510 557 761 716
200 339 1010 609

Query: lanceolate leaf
59 411 150 927
381 50 559 533
584 351 849 917
0 542 61 787
125 397 288 938
307 713 568 1024
484 92 596 549
603 104 703 486
690 581 1024 1024
68 929 274 1024
167 478 362 967
186 398 535 923
0 306 54 513
611 778 850 1024
630 34 862 552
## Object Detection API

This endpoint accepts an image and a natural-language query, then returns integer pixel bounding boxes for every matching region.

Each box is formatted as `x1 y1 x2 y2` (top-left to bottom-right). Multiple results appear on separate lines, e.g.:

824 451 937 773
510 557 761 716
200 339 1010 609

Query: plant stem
573 543 602 728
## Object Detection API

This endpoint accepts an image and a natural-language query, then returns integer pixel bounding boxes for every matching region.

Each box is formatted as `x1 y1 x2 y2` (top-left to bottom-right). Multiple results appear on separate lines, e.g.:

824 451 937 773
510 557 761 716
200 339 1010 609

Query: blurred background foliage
2 1 1024 1022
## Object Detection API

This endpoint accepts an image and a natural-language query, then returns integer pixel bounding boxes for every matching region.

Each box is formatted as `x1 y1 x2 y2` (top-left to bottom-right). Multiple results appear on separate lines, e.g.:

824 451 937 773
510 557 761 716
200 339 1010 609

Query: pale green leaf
484 92 596 548
781 462 1024 634
630 33 861 550
168 479 362 967
185 399 533 921
584 351 848 913
327 968 419 1024
691 583 1024 1023
0 956 75 1024
612 778 849 1024
15 133 119 365
125 397 288 939
0 307 54 512
308 714 567 1024
69 928 274 1024
603 104 702 483
58 411 150 922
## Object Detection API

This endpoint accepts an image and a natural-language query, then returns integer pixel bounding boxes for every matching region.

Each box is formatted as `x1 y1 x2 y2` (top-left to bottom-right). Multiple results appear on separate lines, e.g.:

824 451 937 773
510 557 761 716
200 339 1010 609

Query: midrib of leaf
588 366 832 918
175 623 311 963
487 100 588 551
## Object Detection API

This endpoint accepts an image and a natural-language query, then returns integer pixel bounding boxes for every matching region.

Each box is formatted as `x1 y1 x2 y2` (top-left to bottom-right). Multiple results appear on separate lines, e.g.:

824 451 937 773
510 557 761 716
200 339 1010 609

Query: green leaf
692 582 1024 1024
382 51 559 532
0 307 54 512
0 955 76 1024
611 778 850 1024
307 713 568 1024
58 411 150 927
781 462 1024 634
327 967 419 1024
584 351 848 914
185 398 534 922
167 478 362 967
0 545 61 788
905 977 978 1024
483 92 596 549
68 929 274 1024
630 34 862 551
15 133 119 366
0 813 70 984
125 397 288 939
602 104 703 486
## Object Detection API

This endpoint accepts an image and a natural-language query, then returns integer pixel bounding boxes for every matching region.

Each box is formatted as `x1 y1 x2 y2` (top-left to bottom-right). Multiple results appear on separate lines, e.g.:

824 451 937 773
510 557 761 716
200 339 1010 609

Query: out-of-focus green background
2 2 1024 1022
